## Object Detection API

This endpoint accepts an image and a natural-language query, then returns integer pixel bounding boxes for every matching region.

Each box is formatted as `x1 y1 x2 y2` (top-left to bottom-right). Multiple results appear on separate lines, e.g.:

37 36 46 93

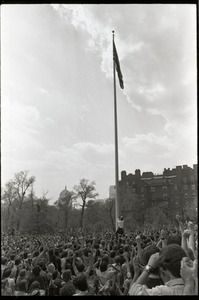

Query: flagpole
112 30 119 231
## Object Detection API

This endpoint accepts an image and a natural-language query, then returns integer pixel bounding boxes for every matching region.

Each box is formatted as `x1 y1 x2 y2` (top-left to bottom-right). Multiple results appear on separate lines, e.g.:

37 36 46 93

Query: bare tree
12 170 35 230
73 179 98 229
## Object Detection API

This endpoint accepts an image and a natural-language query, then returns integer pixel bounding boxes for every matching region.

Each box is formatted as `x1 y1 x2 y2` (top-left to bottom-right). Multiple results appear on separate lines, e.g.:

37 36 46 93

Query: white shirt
117 219 124 229
128 278 185 296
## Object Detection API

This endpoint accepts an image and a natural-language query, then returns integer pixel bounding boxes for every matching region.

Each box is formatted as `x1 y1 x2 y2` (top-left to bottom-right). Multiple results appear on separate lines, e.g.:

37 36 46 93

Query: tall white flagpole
112 30 119 231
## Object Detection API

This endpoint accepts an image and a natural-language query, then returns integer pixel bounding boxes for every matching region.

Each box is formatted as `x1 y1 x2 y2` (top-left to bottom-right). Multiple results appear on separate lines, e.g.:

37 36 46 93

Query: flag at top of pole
112 30 124 231
113 34 124 89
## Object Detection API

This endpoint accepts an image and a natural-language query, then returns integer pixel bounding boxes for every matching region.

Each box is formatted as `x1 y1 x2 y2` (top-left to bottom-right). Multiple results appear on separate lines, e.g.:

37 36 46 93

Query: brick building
118 164 197 221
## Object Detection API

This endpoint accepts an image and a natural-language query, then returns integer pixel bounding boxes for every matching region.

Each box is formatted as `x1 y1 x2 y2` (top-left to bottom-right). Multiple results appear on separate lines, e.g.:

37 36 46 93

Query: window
190 175 195 182
132 188 136 193
151 187 156 192
184 193 188 198
183 185 188 190
162 186 167 192
141 187 144 193
152 193 155 200
191 184 195 190
163 193 167 200
141 194 145 198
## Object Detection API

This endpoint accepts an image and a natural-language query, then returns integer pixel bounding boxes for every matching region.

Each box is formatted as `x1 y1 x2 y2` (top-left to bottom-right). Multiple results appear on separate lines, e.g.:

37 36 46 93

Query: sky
1 3 197 205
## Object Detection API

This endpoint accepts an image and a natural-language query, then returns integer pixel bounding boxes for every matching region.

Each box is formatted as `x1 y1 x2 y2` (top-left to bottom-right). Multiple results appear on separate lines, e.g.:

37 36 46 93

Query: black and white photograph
1 2 198 296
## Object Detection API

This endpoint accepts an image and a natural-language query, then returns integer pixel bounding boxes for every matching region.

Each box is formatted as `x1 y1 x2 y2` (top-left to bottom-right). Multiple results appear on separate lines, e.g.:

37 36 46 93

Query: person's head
52 270 60 280
48 284 58 296
18 268 26 279
18 279 28 292
54 249 60 257
29 280 41 292
47 263 55 274
48 248 54 256
114 255 121 265
1 257 7 265
62 269 72 282
76 263 85 273
102 254 109 264
23 252 28 260
110 250 116 258
10 254 16 261
73 274 88 292
141 244 160 267
2 267 11 279
166 234 181 246
62 250 68 258
101 240 105 246
32 265 41 276
37 259 47 272
99 261 108 272
158 244 186 283
59 283 75 296
123 245 129 253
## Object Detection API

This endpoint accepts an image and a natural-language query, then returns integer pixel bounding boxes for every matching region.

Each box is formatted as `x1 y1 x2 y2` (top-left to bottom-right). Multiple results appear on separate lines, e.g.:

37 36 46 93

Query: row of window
127 184 196 193
142 192 196 201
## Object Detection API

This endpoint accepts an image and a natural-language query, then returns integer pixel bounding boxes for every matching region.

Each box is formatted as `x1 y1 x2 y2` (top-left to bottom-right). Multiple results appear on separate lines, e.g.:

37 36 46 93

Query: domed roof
59 186 71 199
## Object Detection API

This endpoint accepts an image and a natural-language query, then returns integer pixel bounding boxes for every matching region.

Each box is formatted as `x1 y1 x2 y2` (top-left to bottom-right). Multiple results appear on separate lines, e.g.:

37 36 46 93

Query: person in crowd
1 267 15 296
28 280 46 296
73 273 93 296
180 256 197 295
139 244 163 288
28 265 47 293
116 216 124 239
14 279 29 296
129 244 187 295
59 269 76 296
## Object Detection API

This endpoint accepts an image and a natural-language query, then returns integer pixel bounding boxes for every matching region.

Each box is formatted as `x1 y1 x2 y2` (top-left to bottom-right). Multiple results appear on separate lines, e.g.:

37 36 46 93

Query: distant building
109 185 116 199
116 164 197 221
59 186 72 202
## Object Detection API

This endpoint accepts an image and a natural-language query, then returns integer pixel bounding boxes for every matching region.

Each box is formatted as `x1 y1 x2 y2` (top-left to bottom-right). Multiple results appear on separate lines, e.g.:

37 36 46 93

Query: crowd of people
1 215 198 296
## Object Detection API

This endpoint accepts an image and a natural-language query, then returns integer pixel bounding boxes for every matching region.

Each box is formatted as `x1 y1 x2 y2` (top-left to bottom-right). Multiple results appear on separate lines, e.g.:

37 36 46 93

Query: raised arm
72 253 79 276
180 257 196 295
181 229 190 256
135 235 142 263
187 222 196 254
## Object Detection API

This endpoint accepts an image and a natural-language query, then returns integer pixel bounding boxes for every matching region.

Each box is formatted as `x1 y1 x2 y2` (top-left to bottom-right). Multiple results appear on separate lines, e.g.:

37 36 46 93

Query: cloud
123 133 175 155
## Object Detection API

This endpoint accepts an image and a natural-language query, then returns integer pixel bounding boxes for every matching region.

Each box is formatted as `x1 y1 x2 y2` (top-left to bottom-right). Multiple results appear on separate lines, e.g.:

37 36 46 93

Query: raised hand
135 235 141 243
147 252 160 269
182 229 191 239
176 214 182 223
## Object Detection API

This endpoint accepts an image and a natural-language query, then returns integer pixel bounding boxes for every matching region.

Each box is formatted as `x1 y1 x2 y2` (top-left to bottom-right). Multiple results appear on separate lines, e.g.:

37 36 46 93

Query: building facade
118 164 197 221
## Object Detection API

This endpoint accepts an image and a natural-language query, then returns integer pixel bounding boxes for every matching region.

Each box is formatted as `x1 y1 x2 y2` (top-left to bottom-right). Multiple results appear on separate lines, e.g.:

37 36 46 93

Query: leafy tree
105 198 115 231
1 181 18 232
73 179 98 229
183 196 197 222
119 185 143 230
143 206 169 229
